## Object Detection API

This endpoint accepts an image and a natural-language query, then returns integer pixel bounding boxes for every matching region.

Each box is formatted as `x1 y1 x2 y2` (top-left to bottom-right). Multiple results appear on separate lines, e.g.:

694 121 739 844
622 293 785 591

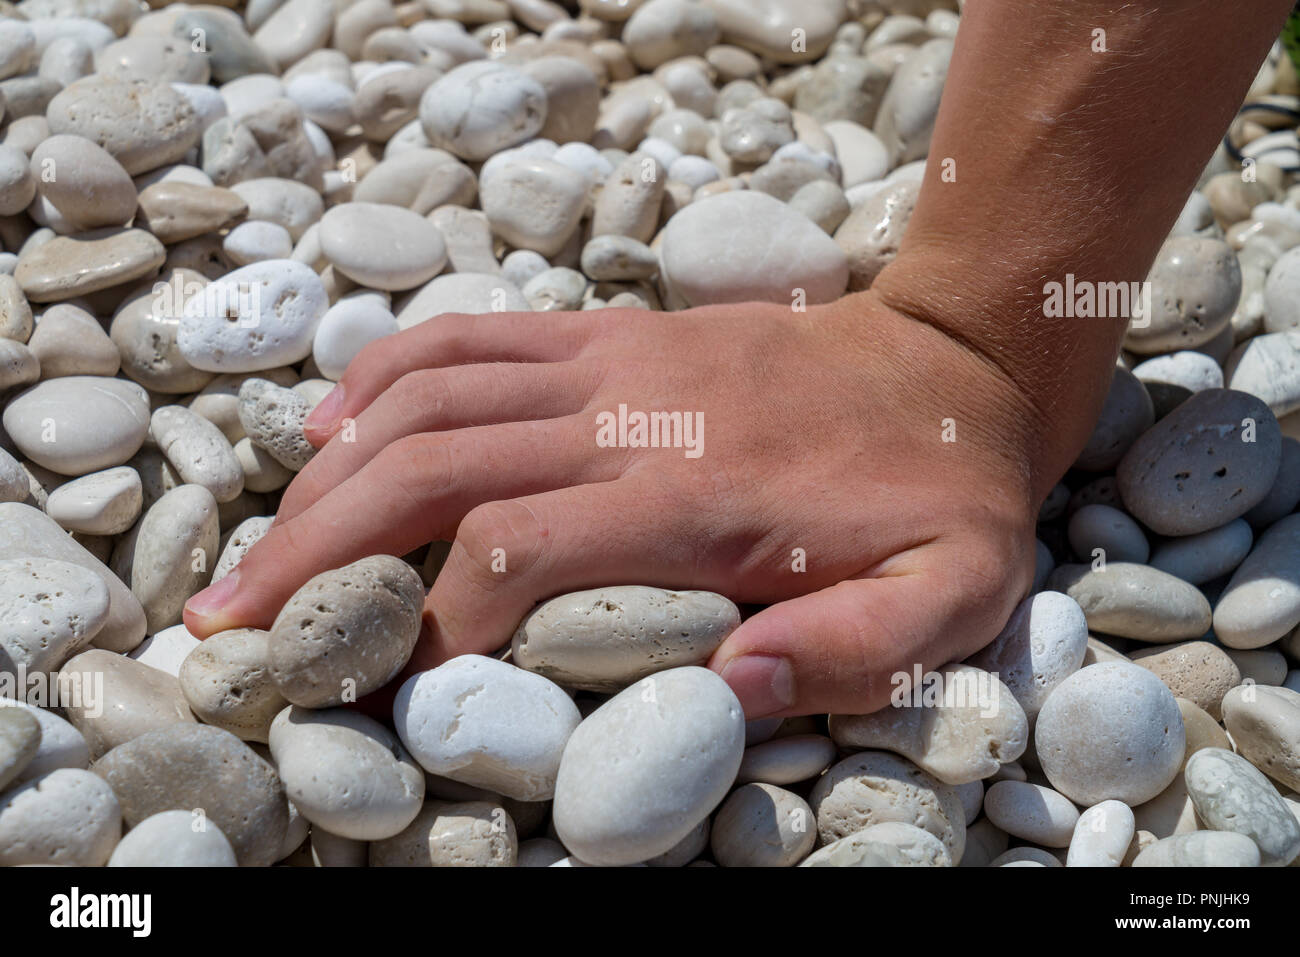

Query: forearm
869 0 1291 490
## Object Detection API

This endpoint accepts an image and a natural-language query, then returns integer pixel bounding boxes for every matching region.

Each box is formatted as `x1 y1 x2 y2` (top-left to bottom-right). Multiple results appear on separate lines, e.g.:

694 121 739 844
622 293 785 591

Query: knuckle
453 499 545 592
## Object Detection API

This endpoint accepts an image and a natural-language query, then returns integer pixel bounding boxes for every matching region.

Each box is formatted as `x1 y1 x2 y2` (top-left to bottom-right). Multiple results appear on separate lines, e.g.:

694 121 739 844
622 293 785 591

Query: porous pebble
0 768 121 866
0 556 110 678
178 628 286 743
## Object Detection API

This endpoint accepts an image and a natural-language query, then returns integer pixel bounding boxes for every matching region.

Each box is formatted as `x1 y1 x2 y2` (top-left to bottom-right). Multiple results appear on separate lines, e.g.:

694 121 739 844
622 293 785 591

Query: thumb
709 568 1014 719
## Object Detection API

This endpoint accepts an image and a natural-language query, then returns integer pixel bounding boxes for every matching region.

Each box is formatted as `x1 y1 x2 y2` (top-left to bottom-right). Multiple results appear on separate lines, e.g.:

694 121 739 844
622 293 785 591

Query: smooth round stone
178 628 285 743
1133 831 1261 867
178 259 328 373
834 179 918 290
1125 237 1241 353
44 468 139 538
1068 503 1149 565
318 202 447 291
0 556 110 675
93 723 289 867
1066 800 1135 867
268 555 423 709
1226 330 1300 418
15 228 165 303
312 294 398 381
580 234 658 281
966 591 1089 721
591 152 666 243
60 647 196 758
1149 519 1254 586
107 809 237 867
394 655 581 802
710 783 815 867
521 56 600 145
517 837 569 867
1046 563 1212 642
622 0 718 69
0 503 146 653
0 706 41 792
799 826 946 867
228 179 323 241
1222 684 1300 792
1225 648 1289 686
990 847 1062 868
1185 747 1300 866
736 733 837 786
511 586 740 693
252 0 333 69
1116 389 1282 537
553 666 744 866
126 623 200 677
1214 513 1300 649
719 99 793 165
224 220 293 265
31 134 137 230
236 378 314 471
369 799 517 867
983 781 1080 848
136 181 247 245
480 158 588 258
131 484 218 633
3 376 149 476
702 0 842 63
230 438 286 495
150 405 243 504
1133 351 1225 417
1035 662 1185 806
873 38 951 163
809 751 966 862
829 664 1027 786
3 701 90 787
1130 641 1241 720
419 60 546 161
394 272 529 329
1074 367 1155 472
46 77 201 176
662 191 847 307
27 305 119 379
269 705 424 841
0 768 120 866
109 271 215 394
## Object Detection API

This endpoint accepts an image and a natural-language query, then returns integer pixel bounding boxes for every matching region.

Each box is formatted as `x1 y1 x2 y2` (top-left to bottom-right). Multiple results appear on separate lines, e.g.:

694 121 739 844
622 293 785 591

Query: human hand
184 289 1051 717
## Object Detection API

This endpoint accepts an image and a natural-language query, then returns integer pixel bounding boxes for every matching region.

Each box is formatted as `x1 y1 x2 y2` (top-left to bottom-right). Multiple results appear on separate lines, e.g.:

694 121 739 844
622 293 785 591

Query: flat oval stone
135 181 248 244
60 647 196 758
1130 641 1241 720
1125 237 1241 353
94 723 289 867
318 202 447 291
511 585 740 693
179 628 286 743
394 655 581 801
966 591 1089 721
3 375 149 476
1149 518 1254 585
16 227 165 303
369 799 517 867
800 822 951 867
809 750 966 862
1035 662 1185 806
736 733 837 786
829 664 1027 785
46 77 201 176
1133 830 1261 867
1184 747 1300 866
150 405 243 503
268 554 424 708
1221 684 1300 792
44 466 142 535
31 134 137 230
107 809 238 866
0 503 146 653
0 706 40 792
394 272 530 330
0 556 109 677
661 190 848 307
1214 513 1300 649
710 782 814 867
0 767 120 866
110 270 216 394
552 666 745 866
312 293 399 381
419 60 547 161
1116 389 1282 536
1073 368 1156 472
269 705 425 841
4 701 89 787
1068 503 1149 564
1066 799 1135 867
702 0 842 64
130 484 218 633
25 304 117 380
983 781 1080 848
1046 562 1212 642
178 259 328 372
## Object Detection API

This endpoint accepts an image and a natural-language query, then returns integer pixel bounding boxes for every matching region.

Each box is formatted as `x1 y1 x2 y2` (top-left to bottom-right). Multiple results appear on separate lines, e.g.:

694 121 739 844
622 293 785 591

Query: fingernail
185 571 240 619
305 385 344 432
719 654 796 718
